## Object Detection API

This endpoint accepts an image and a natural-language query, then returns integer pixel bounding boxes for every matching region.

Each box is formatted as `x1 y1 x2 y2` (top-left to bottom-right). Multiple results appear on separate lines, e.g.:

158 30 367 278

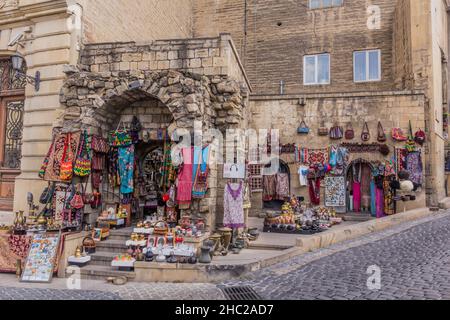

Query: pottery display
199 246 212 264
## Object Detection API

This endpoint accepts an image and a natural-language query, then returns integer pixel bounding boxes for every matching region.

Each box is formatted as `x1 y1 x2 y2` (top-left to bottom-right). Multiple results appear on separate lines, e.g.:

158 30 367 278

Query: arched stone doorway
58 69 246 230
0 56 26 211
345 158 376 216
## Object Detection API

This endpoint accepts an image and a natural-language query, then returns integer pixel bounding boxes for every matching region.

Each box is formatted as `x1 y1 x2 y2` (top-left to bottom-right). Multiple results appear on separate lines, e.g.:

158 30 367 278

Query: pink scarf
176 147 193 205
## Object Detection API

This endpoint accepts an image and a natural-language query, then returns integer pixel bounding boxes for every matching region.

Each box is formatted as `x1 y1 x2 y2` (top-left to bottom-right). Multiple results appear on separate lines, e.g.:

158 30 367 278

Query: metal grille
0 59 26 92
3 100 24 169
220 286 263 301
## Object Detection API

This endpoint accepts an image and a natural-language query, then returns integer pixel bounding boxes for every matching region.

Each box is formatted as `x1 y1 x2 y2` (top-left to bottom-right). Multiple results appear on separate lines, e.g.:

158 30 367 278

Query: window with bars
0 59 26 92
3 100 24 169
248 164 263 192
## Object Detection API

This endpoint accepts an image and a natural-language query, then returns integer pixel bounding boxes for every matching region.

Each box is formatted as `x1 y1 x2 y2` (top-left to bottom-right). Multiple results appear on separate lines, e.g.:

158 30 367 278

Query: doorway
346 159 375 216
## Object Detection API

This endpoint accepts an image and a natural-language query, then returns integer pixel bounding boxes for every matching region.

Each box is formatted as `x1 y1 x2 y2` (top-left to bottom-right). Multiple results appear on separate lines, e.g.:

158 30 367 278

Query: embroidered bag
39 141 54 179
318 121 328 136
70 188 84 210
108 121 132 147
60 133 74 182
91 153 104 171
414 128 426 145
39 182 55 204
377 121 387 142
329 125 344 140
297 120 310 134
392 127 407 141
345 123 355 140
361 122 371 142
74 130 92 177
91 191 102 209
91 135 109 153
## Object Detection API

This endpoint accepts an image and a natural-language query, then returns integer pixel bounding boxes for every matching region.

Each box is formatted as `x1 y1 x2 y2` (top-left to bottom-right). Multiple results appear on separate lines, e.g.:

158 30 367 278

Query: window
353 50 381 82
303 53 330 85
309 0 343 9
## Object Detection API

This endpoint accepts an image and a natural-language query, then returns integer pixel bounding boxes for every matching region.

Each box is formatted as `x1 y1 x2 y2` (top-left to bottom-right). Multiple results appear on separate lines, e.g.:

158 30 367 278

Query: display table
183 233 210 255
68 255 91 267
97 218 125 230
125 240 147 247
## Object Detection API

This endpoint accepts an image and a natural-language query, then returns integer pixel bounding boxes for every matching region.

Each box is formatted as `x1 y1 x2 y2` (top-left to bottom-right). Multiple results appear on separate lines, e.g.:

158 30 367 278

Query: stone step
95 239 128 253
339 213 375 222
108 233 131 241
70 264 136 281
90 251 119 266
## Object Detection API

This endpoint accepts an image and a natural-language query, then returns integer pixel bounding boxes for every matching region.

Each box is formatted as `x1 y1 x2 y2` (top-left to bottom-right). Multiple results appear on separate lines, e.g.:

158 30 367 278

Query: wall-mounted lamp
299 97 306 107
11 54 40 92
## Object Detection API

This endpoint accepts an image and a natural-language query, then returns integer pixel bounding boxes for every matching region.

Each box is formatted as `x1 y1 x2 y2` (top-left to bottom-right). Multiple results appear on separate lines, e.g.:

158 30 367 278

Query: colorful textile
306 148 329 165
43 131 81 182
383 178 395 215
376 187 386 218
192 146 210 199
176 147 193 205
0 232 31 273
405 151 423 186
276 173 290 200
353 182 361 212
118 145 135 194
308 178 321 205
263 175 277 201
223 182 245 228
370 181 377 217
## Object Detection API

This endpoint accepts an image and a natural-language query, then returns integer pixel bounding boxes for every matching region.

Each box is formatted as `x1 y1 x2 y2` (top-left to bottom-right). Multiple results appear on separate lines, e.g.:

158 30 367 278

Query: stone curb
295 207 433 251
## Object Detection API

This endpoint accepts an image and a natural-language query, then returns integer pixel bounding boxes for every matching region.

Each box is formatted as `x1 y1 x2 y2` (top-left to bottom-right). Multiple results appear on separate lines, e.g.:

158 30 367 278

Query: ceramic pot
188 254 197 264
156 254 166 263
199 246 212 264
145 250 154 262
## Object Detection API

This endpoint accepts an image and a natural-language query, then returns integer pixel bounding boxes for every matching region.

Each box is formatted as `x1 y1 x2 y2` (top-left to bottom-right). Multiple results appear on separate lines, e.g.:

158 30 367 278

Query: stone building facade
0 0 449 224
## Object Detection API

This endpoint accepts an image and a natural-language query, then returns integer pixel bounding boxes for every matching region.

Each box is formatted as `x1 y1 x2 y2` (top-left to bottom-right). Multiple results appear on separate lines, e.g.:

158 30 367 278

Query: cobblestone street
1 211 450 300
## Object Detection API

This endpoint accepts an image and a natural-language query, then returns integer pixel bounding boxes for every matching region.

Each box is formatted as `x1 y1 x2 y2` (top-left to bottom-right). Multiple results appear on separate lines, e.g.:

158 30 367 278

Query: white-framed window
309 0 343 9
353 49 381 82
303 53 330 85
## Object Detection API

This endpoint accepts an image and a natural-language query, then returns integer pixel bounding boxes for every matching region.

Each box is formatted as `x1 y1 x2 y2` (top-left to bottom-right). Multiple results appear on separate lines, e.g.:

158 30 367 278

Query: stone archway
58 68 247 230
59 69 246 135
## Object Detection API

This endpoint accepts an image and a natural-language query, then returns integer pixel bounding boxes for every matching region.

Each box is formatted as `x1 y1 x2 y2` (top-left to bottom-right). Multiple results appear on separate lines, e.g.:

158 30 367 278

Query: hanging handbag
91 135 109 154
91 191 102 209
39 140 54 179
377 121 387 142
406 120 416 152
344 123 355 140
392 127 407 141
318 122 328 136
91 153 104 171
39 182 55 204
74 131 92 177
70 190 84 209
361 121 370 142
329 125 344 140
414 128 426 145
60 133 74 182
108 121 132 147
297 120 310 134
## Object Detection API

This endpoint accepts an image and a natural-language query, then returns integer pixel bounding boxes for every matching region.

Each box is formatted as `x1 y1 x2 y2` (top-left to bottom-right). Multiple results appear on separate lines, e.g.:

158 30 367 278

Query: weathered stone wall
76 0 193 43
193 0 398 95
248 92 428 214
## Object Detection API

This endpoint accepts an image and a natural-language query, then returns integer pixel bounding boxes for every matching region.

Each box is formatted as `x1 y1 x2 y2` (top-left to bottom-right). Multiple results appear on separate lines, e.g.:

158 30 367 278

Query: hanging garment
383 178 395 215
243 182 252 209
118 144 135 194
223 182 245 228
297 165 309 187
370 180 377 217
352 182 361 212
405 151 423 186
376 187 386 218
263 175 277 201
360 165 372 211
308 178 321 205
192 146 210 199
176 147 193 205
276 173 290 200
43 131 81 182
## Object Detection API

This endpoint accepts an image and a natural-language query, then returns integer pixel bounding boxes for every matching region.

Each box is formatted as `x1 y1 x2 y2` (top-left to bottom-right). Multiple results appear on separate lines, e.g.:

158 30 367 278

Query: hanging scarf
176 147 194 206
118 145 135 194
405 151 423 186
308 178 321 205
192 146 210 199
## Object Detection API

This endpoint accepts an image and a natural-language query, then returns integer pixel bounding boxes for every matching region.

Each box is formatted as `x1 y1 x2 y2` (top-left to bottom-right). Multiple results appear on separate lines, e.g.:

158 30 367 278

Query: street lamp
11 54 40 91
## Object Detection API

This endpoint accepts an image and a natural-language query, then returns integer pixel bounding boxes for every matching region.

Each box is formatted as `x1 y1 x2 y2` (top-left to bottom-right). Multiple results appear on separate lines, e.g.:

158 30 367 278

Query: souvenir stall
263 120 425 234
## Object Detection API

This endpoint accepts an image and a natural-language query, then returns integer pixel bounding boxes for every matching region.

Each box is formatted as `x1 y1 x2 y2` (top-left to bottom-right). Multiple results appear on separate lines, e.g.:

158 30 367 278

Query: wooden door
0 58 26 211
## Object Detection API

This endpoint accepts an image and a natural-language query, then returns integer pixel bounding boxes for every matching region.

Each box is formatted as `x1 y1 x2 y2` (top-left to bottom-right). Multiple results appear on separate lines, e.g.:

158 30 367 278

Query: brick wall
79 0 193 43
194 0 399 95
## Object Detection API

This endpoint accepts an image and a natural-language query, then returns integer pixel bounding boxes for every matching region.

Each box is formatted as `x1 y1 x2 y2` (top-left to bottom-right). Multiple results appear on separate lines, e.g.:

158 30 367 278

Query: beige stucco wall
74 0 193 43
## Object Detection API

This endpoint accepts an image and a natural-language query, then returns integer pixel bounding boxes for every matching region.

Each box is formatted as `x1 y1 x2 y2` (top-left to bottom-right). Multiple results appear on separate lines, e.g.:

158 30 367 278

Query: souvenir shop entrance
263 161 291 210
346 159 376 216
